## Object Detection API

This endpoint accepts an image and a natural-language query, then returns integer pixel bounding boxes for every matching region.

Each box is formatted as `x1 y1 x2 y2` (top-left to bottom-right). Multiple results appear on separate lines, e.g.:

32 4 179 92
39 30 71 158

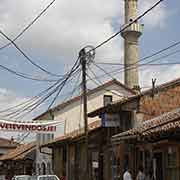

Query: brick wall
139 85 180 121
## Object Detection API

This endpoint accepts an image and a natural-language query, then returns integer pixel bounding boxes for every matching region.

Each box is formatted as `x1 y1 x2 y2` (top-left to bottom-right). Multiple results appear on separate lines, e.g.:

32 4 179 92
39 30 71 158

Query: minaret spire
121 0 143 90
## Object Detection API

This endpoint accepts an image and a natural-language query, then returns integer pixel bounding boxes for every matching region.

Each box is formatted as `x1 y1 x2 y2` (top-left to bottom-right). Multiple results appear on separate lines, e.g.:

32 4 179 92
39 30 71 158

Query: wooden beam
121 100 139 111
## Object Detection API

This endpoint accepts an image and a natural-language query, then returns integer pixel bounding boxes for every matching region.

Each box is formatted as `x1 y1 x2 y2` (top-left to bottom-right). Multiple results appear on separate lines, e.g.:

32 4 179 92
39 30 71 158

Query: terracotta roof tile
0 138 18 148
0 142 36 161
88 77 180 117
41 120 101 147
112 108 180 141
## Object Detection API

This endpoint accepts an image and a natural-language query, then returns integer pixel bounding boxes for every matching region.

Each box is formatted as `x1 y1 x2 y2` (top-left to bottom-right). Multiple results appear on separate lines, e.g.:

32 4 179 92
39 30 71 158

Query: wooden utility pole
79 48 89 180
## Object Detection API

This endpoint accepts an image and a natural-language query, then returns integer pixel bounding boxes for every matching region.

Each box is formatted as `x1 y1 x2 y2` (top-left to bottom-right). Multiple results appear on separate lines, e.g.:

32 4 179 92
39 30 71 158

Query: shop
111 108 180 180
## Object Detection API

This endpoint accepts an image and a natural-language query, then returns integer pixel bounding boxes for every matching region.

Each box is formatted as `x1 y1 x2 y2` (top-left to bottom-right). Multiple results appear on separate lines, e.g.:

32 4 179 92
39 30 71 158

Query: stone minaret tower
121 0 143 90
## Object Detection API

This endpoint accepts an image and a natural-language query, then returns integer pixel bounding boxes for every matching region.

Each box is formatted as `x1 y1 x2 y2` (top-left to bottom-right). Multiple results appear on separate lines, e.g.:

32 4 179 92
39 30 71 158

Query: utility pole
79 48 89 180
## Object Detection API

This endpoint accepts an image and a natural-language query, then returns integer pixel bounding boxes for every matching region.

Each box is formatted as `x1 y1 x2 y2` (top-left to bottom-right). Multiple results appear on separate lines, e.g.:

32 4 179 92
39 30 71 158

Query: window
166 148 179 180
104 95 112 106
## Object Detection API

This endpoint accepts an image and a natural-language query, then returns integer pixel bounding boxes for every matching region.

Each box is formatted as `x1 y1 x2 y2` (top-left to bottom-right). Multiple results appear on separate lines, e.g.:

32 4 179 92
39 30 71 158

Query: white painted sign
0 119 63 133
101 113 120 127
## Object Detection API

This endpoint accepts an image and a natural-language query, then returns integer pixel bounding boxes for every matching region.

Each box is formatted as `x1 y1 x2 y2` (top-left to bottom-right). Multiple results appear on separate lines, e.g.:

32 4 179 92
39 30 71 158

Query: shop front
111 108 180 180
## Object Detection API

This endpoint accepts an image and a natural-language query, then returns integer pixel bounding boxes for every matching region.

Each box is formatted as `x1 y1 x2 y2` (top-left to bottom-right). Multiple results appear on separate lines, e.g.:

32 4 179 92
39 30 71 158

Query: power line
0 0 57 50
93 62 116 80
0 64 80 119
89 0 164 53
96 62 180 66
0 30 62 77
13 60 80 119
92 48 180 82
0 78 63 115
3 69 80 119
17 72 82 143
0 63 57 82
96 40 180 66
47 57 80 110
120 49 180 74
87 66 124 98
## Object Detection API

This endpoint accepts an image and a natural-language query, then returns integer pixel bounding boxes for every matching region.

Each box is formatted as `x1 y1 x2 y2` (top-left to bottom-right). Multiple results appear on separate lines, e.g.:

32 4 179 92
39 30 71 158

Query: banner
0 119 63 133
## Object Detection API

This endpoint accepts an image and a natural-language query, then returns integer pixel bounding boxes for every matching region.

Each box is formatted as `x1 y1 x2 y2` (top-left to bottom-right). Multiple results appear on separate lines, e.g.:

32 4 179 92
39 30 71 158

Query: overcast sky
0 0 180 140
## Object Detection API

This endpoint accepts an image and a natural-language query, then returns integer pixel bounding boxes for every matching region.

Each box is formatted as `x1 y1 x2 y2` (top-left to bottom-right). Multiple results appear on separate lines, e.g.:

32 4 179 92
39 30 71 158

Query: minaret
121 0 143 90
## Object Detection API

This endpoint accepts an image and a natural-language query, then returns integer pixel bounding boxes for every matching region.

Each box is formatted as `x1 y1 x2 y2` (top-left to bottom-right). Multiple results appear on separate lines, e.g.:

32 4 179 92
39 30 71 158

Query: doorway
154 152 163 180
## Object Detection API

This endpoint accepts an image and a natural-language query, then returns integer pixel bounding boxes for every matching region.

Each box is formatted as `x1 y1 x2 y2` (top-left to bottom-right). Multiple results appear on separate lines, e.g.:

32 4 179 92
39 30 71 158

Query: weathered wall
53 83 133 136
139 85 180 121
53 147 63 178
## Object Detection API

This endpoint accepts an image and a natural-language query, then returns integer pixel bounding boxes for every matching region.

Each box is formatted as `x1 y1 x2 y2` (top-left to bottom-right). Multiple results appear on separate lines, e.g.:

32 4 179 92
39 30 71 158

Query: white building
33 79 135 175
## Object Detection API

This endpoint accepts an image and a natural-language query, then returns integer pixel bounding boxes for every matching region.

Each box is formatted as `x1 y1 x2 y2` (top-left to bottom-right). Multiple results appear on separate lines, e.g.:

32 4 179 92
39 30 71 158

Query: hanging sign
101 113 120 127
0 119 63 133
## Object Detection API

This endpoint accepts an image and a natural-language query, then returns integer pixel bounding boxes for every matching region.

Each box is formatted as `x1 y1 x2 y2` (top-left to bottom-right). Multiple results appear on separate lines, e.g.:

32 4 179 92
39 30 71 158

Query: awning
0 142 36 161
41 120 102 148
112 108 180 143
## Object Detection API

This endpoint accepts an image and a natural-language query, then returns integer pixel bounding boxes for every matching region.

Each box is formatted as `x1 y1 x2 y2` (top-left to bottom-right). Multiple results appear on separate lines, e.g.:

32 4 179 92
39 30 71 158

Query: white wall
52 83 132 136
35 82 133 174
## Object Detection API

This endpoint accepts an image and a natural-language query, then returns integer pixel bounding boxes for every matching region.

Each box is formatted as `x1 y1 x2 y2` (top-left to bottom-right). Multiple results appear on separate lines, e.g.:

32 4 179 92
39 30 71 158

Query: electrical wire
0 0 57 50
0 62 80 119
96 62 180 66
14 62 81 143
18 71 82 143
96 45 180 66
87 66 124 98
2 69 80 119
88 0 164 53
0 63 57 82
0 30 62 77
10 59 80 119
47 57 80 110
92 62 115 80
119 49 180 75
92 47 180 82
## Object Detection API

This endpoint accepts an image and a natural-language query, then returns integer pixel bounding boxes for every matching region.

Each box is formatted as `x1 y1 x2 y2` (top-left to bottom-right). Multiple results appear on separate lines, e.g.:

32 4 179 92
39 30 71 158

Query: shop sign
101 113 120 127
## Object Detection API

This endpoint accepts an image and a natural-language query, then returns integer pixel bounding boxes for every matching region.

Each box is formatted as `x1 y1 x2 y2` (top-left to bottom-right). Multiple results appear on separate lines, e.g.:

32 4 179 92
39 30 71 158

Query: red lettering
31 125 37 130
0 123 7 129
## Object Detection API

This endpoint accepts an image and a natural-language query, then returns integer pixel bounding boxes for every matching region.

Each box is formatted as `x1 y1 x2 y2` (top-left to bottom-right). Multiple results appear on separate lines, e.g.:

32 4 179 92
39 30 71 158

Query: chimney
121 0 143 90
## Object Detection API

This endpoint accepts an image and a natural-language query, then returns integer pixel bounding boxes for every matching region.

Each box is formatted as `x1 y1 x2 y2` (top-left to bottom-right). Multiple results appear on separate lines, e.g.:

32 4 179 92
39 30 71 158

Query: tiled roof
88 77 180 117
41 120 101 147
0 138 18 148
112 108 180 142
0 142 36 161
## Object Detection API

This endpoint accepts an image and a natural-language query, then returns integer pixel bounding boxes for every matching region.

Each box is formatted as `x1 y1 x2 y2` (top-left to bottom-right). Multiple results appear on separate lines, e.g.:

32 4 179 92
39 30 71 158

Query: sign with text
0 120 62 133
101 113 120 127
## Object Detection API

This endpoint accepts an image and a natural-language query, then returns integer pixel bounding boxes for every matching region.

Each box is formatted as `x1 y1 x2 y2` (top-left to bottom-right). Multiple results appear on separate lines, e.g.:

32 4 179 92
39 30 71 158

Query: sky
0 0 180 141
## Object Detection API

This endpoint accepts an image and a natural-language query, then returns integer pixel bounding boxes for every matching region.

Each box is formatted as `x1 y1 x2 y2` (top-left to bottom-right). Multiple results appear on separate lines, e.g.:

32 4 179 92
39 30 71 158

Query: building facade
0 143 36 178
34 80 135 178
88 77 180 180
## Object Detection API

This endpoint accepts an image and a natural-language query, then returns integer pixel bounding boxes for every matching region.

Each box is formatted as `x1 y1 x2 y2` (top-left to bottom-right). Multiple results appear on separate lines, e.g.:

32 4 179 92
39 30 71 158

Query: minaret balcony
121 23 144 38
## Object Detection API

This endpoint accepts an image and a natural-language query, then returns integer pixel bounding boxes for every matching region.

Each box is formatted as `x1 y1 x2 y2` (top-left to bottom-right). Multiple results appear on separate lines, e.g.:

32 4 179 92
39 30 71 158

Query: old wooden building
35 80 135 180
88 77 180 180
0 143 36 178
112 108 180 180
